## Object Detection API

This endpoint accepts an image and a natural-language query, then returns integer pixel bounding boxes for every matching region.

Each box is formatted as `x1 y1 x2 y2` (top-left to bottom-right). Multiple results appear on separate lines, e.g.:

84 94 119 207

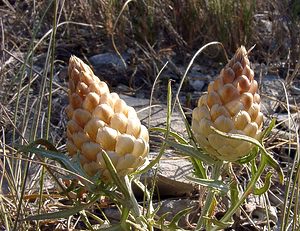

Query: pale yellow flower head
66 56 149 180
192 46 263 162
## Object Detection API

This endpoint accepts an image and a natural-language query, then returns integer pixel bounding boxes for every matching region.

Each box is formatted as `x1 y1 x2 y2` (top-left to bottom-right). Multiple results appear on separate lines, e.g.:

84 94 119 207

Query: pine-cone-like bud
192 46 263 162
66 56 149 180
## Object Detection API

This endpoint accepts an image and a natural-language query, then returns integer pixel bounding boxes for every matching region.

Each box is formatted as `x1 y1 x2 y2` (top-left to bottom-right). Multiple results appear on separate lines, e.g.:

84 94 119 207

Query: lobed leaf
165 140 216 165
186 176 229 193
253 172 273 195
19 145 91 183
210 126 284 183
24 194 101 221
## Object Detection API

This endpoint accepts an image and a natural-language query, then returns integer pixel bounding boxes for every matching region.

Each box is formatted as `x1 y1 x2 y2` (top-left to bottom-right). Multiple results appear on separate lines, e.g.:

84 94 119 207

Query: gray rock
189 79 205 91
260 74 284 115
186 64 213 92
120 94 187 136
260 74 284 97
89 53 128 73
242 194 278 229
260 19 273 34
139 151 194 197
89 53 131 86
119 94 149 109
252 206 278 223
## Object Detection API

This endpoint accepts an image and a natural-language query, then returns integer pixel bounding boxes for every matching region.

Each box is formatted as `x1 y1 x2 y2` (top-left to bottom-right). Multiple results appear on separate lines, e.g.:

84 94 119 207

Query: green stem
124 176 141 218
196 161 223 230
210 157 267 231
120 206 130 230
123 176 149 229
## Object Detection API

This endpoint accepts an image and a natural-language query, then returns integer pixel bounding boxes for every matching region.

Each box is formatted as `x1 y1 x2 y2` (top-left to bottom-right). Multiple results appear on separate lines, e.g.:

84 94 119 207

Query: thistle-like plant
66 56 149 180
165 43 284 230
20 56 154 230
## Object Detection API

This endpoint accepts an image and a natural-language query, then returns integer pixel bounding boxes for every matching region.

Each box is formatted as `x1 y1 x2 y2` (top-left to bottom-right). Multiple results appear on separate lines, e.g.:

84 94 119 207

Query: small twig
111 0 134 69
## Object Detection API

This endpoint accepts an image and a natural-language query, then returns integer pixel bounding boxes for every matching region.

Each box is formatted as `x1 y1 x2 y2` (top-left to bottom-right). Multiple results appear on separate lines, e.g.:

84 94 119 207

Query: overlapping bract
66 56 149 180
192 46 263 161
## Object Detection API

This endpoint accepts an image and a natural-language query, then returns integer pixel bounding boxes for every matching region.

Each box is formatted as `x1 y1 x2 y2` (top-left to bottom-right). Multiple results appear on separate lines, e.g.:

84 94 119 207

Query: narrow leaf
135 80 172 175
254 172 273 195
202 216 233 229
169 207 193 229
260 118 276 141
186 176 229 193
210 126 284 183
230 180 239 206
25 195 100 221
30 138 58 151
190 157 207 179
101 150 128 197
165 140 216 165
237 146 259 164
150 127 188 144
158 212 171 229
19 146 90 181
263 152 284 184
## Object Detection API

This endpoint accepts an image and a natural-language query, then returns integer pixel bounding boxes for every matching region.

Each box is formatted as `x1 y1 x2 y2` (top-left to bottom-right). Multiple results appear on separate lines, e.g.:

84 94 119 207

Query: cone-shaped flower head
192 46 263 162
66 56 149 180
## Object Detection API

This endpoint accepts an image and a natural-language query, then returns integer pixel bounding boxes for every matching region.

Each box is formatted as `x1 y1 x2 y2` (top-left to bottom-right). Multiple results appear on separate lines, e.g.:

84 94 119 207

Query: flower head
66 56 149 180
192 46 263 161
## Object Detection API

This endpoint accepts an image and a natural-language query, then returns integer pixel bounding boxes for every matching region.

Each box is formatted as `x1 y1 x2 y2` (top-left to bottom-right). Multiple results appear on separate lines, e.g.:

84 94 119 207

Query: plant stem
196 161 223 230
120 206 130 230
123 176 149 230
124 176 141 218
210 157 267 231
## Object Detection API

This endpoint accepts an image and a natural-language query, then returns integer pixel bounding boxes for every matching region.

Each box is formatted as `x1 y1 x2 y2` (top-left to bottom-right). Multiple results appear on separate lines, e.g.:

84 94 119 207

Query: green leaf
250 159 258 176
254 172 273 195
165 140 216 165
19 146 92 183
186 176 229 193
263 153 284 184
262 154 283 183
79 210 94 230
101 150 129 197
176 99 196 145
229 180 239 206
158 212 171 228
25 194 100 221
175 100 208 178
168 207 193 229
135 80 173 175
190 157 207 179
237 146 259 164
210 126 284 183
30 138 58 151
260 118 276 141
150 127 188 144
203 216 233 229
